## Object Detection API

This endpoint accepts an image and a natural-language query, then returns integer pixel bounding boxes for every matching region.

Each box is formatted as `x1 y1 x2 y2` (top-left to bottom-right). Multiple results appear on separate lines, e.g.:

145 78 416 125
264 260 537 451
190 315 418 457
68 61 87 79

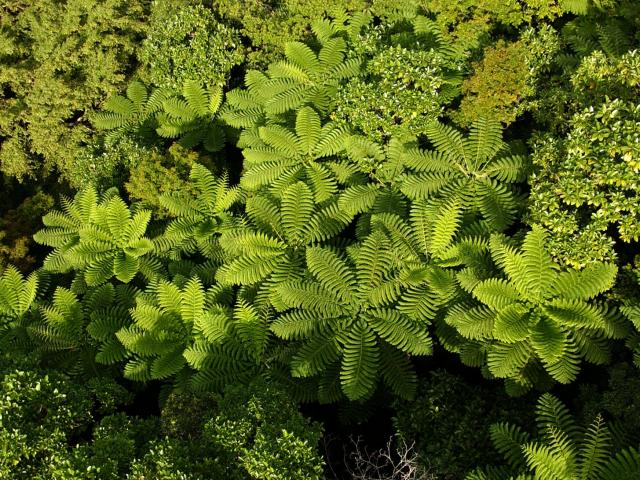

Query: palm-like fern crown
400 118 528 232
467 393 640 480
118 276 266 391
263 37 361 114
217 180 353 310
93 81 171 144
94 80 226 152
271 233 433 401
24 282 136 374
156 80 227 152
157 163 244 258
34 187 155 285
446 226 623 390
223 19 363 132
240 107 349 202
368 201 492 324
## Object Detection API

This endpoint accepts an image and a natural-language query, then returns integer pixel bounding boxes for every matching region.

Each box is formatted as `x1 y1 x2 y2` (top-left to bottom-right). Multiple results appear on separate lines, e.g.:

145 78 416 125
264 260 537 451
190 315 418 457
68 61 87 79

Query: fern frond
379 342 417 400
306 247 356 303
281 182 315 244
291 333 340 378
366 308 432 355
490 423 530 470
578 414 612 480
340 320 379 401
552 263 618 301
536 393 581 443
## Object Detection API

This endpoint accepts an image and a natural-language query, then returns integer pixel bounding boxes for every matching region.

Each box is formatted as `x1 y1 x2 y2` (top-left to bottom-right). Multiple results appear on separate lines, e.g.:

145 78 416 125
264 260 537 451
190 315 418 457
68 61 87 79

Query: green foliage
578 363 640 449
158 162 243 256
467 393 640 480
138 2 244 90
0 361 148 480
393 370 533 479
0 360 324 479
237 107 350 199
561 1 640 60
0 0 148 184
399 118 527 232
118 275 268 391
0 266 38 332
23 283 138 374
203 379 325 480
445 227 623 391
455 28 560 126
94 80 227 152
126 379 325 480
620 268 640 367
10 2 640 459
332 15 464 142
528 97 640 267
33 187 155 285
272 237 433 401
217 179 352 309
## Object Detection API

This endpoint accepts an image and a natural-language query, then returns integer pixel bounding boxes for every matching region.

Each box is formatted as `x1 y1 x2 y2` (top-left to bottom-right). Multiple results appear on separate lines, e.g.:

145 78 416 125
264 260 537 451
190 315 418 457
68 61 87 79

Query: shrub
0 0 149 184
124 143 208 216
130 379 326 480
204 379 325 480
528 98 640 267
454 27 560 126
0 360 144 480
0 191 54 271
138 2 244 90
393 370 533 479
333 41 461 142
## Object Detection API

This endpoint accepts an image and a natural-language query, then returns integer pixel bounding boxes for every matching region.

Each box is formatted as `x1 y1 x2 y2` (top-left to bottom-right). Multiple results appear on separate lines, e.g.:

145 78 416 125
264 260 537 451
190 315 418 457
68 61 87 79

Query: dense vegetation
1 0 639 478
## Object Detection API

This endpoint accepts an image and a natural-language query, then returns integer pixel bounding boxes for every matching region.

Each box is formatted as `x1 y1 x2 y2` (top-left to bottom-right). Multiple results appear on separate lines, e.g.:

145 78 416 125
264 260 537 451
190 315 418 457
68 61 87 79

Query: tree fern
446 226 621 388
272 235 432 401
157 163 243 258
240 107 349 201
155 80 227 152
467 393 640 480
34 187 157 285
366 201 471 324
92 81 170 144
94 80 227 152
24 283 136 374
222 30 362 129
217 181 352 309
119 276 265 390
400 118 528 232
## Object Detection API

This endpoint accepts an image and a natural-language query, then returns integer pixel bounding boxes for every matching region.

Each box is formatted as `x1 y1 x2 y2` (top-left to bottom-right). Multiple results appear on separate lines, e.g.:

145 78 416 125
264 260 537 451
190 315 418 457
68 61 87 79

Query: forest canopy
0 0 639 478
